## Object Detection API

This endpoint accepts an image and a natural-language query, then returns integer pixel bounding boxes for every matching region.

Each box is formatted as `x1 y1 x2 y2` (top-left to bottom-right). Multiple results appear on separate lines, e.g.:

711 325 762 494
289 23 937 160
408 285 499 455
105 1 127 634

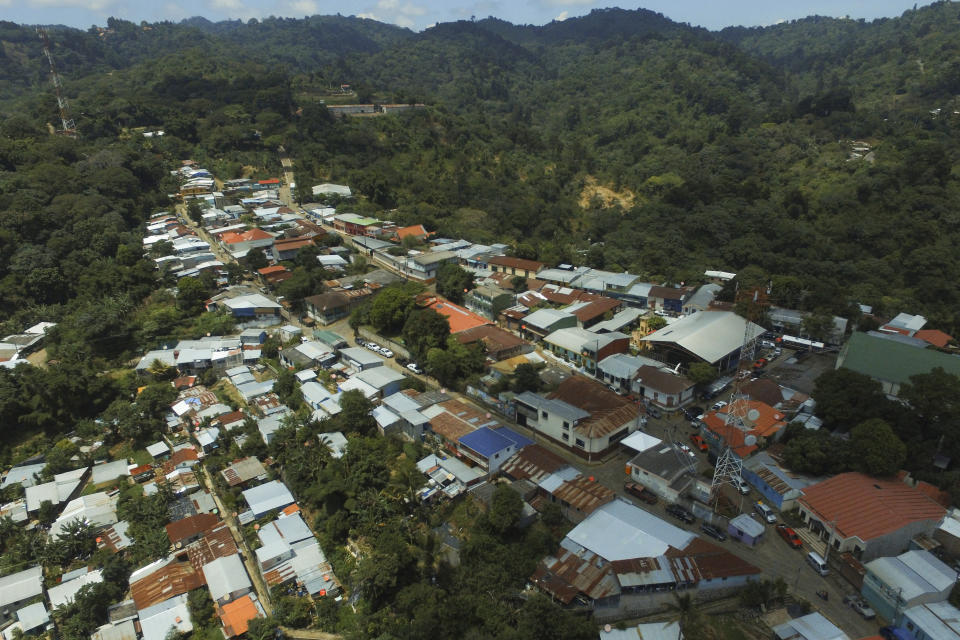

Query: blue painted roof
494 427 534 449
458 427 514 458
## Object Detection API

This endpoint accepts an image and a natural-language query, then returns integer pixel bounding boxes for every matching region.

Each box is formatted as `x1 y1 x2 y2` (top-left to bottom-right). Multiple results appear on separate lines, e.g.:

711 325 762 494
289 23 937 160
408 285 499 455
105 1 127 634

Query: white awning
621 431 661 453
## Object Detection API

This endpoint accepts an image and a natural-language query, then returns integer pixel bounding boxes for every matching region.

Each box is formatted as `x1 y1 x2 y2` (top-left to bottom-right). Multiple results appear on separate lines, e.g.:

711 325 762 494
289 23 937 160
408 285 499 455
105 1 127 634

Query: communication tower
37 27 77 137
709 284 770 504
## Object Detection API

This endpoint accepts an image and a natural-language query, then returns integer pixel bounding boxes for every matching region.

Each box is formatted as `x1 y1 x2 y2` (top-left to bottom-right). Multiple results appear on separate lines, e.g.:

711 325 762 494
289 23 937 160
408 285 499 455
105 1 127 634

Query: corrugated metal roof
242 480 295 517
202 554 251 602
642 311 764 364
564 500 694 562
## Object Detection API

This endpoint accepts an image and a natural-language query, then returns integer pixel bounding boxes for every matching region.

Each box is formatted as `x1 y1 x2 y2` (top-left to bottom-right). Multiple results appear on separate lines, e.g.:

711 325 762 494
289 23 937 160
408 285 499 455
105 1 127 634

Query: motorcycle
816 589 829 601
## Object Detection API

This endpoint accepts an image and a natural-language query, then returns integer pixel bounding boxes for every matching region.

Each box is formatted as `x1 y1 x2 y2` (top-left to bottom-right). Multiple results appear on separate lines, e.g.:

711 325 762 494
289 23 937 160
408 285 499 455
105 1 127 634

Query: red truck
776 524 803 549
624 481 658 505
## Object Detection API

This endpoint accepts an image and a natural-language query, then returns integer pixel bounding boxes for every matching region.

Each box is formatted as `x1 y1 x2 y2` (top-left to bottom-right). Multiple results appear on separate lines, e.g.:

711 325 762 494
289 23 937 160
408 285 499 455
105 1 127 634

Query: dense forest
3 4 960 333
2 4 960 638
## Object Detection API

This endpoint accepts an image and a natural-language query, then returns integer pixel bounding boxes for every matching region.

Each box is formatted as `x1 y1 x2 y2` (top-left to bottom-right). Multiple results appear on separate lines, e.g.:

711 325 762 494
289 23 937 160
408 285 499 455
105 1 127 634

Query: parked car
732 475 750 495
844 595 877 620
753 358 768 369
689 434 708 452
647 406 662 419
775 524 803 549
406 363 423 374
879 627 915 640
700 523 727 542
712 400 728 411
674 441 695 458
365 342 380 352
624 481 658 505
355 339 366 347
666 504 695 524
754 501 777 524
379 347 394 358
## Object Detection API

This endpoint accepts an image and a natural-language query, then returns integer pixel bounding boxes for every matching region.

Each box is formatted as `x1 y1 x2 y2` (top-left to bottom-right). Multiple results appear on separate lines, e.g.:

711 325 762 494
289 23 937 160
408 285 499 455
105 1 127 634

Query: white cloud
539 0 595 6
554 10 568 21
209 0 244 9
286 0 319 13
359 0 427 28
25 0 117 9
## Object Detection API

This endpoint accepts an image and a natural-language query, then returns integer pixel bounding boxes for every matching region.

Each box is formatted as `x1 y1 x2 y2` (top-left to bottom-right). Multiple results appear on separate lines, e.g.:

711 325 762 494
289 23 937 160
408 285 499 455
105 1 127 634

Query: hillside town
3 157 960 640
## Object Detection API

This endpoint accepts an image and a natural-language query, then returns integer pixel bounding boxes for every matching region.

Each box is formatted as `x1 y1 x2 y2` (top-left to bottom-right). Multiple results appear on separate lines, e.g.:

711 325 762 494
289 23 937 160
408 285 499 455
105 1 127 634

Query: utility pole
823 519 838 563
37 28 77 137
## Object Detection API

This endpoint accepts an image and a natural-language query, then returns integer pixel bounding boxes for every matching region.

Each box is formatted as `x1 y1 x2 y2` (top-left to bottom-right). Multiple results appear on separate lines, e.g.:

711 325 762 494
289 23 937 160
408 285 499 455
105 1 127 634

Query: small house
727 514 764 546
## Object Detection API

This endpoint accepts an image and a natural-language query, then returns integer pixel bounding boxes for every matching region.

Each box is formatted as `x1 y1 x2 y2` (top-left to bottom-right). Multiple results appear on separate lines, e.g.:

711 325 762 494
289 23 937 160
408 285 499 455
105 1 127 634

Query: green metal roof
839 332 960 384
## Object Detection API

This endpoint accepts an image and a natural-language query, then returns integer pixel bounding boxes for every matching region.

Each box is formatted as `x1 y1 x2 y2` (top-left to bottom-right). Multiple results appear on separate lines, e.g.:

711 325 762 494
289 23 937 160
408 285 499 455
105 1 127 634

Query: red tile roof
453 324 525 356
423 296 491 334
130 562 204 610
395 224 429 240
548 377 640 439
500 445 569 483
219 595 262 638
258 265 288 275
186 522 238 571
915 329 954 348
221 228 273 244
487 256 546 272
549 475 615 514
165 512 221 544
799 472 946 542
568 297 621 323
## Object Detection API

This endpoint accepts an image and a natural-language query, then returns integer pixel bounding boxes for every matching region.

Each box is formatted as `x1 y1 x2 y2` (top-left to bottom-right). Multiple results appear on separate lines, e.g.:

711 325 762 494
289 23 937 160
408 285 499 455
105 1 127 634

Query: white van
806 551 830 576
732 475 750 495
754 501 777 524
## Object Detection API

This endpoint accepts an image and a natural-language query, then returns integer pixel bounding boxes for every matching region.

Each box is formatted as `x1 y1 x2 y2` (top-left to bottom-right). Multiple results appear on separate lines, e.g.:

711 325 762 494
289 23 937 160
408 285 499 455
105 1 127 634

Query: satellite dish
745 434 757 447
747 409 761 422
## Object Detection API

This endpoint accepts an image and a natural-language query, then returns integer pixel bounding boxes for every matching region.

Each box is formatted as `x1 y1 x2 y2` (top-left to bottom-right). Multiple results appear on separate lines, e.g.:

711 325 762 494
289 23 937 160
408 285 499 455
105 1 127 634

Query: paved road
199 468 274 615
279 149 295 208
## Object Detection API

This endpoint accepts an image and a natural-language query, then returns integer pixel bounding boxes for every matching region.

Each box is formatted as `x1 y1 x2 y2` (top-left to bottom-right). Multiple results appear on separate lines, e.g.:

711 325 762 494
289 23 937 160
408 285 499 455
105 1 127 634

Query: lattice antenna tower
724 285 769 431
709 284 770 503
37 28 77 137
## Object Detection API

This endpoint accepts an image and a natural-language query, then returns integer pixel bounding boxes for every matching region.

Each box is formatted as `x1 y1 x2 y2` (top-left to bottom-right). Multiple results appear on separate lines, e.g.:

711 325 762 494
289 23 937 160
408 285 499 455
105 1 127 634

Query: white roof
563 499 694 562
340 347 383 367
242 480 295 517
772 612 850 640
642 311 765 364
620 431 662 453
0 566 43 609
137 594 193 640
25 481 61 512
1 463 46 489
15 602 49 633
195 427 220 448
50 492 118 538
704 270 736 281
223 294 281 310
866 550 957 602
296 341 332 361
91 460 130 485
317 432 348 459
523 308 574 330
355 366 405 390
338 377 378 399
295 370 317 382
600 621 681 640
902 601 960 640
544 327 625 354
202 554 251 602
146 442 170 457
888 312 927 332
90 619 136 640
47 569 103 609
730 514 765 538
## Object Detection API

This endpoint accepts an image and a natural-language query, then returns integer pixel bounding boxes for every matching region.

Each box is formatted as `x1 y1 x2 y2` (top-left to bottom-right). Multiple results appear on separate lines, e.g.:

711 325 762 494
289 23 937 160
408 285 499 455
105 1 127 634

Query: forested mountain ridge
3 3 960 347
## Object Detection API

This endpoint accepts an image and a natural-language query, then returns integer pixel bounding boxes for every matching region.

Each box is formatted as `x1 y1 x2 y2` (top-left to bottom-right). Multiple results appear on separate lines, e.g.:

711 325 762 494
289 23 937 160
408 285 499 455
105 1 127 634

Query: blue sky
2 0 935 32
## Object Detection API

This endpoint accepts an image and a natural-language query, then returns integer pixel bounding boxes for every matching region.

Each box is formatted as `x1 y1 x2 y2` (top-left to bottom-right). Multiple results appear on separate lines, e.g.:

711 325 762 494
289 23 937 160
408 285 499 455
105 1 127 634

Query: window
562 433 569 441
541 410 548 419
575 438 585 448
562 422 570 431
